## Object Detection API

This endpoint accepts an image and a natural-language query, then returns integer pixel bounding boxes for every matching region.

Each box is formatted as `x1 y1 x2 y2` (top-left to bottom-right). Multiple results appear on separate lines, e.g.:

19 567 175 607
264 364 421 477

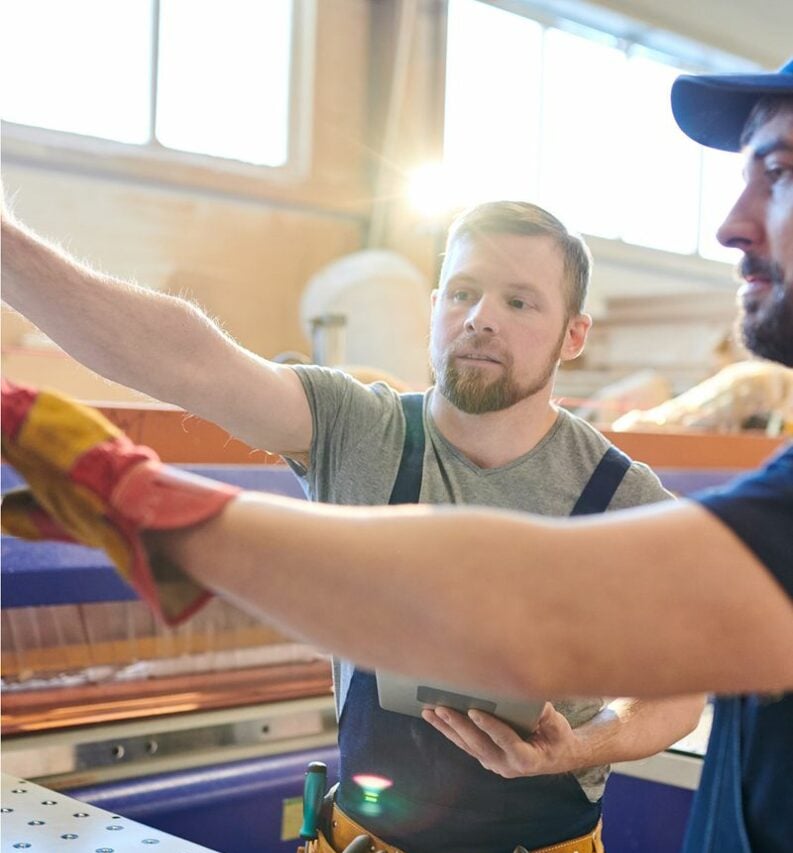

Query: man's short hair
441 201 591 316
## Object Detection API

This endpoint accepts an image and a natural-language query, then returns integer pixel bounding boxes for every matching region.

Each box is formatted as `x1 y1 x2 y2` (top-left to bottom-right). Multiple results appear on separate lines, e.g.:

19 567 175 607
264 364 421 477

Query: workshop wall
2 0 789 401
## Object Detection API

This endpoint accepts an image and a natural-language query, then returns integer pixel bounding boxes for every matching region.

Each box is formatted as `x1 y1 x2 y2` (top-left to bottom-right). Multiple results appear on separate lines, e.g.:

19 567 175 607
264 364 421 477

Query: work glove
1 378 240 624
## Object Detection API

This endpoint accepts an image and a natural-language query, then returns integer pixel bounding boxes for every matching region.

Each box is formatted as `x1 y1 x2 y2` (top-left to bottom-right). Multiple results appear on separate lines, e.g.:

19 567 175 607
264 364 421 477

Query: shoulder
289 369 424 502
292 364 404 413
696 444 792 515
616 460 673 506
556 409 671 506
555 408 617 452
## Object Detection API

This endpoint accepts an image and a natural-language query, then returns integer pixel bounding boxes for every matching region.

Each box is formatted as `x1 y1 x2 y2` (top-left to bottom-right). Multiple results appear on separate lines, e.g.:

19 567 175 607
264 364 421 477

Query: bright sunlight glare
406 163 462 219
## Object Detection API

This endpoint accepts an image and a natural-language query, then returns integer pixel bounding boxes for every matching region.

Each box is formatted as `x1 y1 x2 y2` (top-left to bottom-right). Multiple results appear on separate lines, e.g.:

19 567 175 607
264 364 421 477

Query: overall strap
570 445 632 516
388 393 425 505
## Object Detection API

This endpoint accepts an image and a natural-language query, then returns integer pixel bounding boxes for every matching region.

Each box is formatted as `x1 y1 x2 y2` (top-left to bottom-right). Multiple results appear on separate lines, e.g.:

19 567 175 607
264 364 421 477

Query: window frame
0 0 316 192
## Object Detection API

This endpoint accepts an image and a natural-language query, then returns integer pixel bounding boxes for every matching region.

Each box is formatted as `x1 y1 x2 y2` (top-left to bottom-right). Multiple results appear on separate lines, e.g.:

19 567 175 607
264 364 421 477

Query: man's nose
465 296 499 334
716 183 766 252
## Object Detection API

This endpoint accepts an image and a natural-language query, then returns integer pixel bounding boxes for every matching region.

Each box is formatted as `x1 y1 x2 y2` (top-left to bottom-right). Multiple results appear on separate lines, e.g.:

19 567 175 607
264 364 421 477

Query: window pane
443 0 542 205
2 0 152 144
539 28 626 238
156 0 292 166
620 51 701 254
699 147 745 263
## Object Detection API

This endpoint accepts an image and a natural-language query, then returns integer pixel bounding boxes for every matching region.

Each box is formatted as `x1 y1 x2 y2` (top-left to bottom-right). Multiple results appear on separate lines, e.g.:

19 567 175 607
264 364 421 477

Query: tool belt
298 802 604 853
514 818 604 853
298 799 406 853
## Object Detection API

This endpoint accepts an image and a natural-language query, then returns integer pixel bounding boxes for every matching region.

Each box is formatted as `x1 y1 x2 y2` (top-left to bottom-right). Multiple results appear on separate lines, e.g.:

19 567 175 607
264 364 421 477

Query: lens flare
351 773 394 816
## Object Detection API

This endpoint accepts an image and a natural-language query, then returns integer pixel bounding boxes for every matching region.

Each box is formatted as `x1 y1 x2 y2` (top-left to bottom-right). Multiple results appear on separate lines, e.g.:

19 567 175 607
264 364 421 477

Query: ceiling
591 0 791 67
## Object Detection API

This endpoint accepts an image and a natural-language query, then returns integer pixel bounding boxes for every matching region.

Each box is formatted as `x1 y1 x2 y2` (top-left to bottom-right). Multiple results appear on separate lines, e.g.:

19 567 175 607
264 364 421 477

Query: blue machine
62 746 700 852
70 747 341 853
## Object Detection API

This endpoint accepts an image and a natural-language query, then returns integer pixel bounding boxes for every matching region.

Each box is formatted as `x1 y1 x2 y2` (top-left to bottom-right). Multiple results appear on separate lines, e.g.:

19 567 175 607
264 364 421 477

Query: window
444 0 542 202
2 0 153 145
2 0 296 168
443 0 747 263
539 27 627 240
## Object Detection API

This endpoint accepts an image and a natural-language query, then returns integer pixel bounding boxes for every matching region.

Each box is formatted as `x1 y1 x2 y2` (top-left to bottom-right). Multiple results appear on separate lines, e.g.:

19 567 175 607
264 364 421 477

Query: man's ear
560 313 592 362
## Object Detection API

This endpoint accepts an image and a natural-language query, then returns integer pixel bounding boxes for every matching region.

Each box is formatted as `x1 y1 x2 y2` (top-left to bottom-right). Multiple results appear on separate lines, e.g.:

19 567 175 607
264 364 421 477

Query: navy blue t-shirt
696 445 793 599
688 445 792 852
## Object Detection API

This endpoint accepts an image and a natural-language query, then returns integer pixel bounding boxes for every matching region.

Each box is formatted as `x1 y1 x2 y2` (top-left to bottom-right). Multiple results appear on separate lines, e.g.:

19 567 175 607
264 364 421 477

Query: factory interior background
1 0 792 851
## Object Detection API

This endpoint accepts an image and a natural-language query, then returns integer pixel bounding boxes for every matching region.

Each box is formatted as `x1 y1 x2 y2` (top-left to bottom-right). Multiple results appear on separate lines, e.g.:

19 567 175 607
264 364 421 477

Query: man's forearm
155 492 793 698
1 217 230 408
570 696 706 768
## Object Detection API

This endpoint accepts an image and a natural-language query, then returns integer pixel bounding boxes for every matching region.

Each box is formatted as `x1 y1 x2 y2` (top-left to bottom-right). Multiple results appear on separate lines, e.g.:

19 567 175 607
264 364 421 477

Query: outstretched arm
156 492 793 698
421 695 705 778
1 213 311 454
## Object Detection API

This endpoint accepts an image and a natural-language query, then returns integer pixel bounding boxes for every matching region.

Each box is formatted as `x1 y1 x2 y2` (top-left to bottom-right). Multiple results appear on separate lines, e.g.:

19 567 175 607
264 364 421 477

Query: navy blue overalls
336 395 632 853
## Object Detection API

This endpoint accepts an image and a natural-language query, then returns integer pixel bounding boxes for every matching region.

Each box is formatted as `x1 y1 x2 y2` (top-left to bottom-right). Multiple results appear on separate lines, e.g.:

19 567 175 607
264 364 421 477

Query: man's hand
422 702 586 778
1 379 240 624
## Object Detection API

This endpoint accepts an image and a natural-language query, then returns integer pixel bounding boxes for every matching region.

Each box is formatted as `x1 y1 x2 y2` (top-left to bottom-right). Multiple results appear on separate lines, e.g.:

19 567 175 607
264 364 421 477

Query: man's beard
433 332 564 414
738 257 793 367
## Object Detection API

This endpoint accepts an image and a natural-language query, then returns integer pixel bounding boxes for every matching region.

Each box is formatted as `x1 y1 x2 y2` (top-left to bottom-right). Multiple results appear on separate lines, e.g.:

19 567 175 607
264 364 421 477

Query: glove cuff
111 462 242 624
111 460 241 530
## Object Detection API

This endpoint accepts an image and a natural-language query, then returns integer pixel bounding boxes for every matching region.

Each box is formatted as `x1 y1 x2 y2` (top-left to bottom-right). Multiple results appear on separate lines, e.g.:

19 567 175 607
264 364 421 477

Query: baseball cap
671 56 793 152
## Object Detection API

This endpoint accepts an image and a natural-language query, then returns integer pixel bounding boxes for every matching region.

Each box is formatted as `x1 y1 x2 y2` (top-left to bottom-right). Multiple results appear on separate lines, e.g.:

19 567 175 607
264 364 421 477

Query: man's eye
451 290 471 302
508 298 528 310
765 164 792 185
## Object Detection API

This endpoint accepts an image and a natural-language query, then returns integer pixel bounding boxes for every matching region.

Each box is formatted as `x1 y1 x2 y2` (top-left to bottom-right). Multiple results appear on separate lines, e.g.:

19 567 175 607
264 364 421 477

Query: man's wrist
563 719 603 772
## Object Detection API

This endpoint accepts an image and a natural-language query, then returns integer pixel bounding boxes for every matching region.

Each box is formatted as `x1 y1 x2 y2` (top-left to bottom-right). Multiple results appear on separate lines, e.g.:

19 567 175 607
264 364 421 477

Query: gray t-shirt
288 364 672 802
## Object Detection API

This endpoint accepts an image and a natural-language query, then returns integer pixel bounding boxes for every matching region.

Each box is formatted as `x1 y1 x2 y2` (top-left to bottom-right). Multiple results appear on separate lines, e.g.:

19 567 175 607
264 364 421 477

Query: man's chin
743 330 793 367
740 286 793 367
439 376 515 415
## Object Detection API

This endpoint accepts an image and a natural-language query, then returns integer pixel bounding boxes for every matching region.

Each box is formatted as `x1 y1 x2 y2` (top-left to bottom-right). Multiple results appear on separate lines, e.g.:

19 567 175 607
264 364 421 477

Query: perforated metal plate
1 774 216 851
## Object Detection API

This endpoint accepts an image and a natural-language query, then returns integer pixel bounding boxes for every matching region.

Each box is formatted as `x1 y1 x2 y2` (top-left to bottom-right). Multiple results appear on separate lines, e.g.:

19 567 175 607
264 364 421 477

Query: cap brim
671 70 793 152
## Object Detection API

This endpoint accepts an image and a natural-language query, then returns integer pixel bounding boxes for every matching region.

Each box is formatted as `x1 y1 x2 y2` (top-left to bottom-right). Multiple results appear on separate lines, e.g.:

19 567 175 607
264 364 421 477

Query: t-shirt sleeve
693 446 793 599
284 365 406 505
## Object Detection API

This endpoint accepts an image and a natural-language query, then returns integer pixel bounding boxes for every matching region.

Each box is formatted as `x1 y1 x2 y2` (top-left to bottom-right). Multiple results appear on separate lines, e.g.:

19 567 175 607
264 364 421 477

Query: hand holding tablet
376 669 545 738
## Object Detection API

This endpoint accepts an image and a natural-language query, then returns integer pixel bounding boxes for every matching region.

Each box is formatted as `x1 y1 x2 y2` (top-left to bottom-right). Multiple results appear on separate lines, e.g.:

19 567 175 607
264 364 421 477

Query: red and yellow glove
1 379 240 624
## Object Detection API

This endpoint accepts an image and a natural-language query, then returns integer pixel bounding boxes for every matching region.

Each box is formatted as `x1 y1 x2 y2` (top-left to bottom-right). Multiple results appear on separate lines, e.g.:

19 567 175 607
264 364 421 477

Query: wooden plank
603 430 786 469
96 404 280 464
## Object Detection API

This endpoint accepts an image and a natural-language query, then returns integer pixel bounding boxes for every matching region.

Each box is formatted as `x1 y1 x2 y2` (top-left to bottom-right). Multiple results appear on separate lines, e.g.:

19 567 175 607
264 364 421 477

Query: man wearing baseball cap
3 57 792 853
667 56 793 852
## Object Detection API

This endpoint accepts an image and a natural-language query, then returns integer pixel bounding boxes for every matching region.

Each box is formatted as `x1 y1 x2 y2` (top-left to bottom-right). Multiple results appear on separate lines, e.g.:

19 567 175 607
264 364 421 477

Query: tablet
375 669 544 737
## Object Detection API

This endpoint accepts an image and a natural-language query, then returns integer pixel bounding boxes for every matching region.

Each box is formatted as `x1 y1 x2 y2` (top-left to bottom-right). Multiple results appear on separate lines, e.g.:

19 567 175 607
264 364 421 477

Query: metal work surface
1 773 217 851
